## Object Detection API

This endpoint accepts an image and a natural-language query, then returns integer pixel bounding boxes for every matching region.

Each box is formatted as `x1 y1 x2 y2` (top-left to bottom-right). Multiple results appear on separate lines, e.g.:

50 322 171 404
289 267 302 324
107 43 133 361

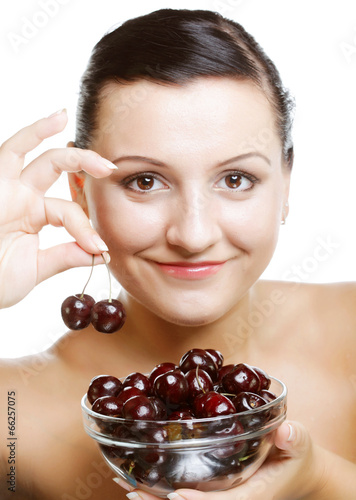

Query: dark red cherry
260 389 277 402
87 375 122 405
222 363 261 394
92 396 123 417
122 395 157 420
154 369 189 406
116 386 144 405
205 349 224 369
217 363 235 383
61 294 95 330
122 372 152 395
208 419 245 458
232 392 268 413
184 368 213 403
148 397 168 420
168 409 195 420
91 299 126 333
148 362 177 386
194 391 236 418
251 365 271 390
179 349 218 381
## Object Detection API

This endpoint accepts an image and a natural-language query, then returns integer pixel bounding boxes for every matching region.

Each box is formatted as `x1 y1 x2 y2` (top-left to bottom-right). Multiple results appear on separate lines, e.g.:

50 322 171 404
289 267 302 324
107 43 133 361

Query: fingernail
126 493 139 499
287 423 295 442
100 158 118 170
167 494 184 500
102 251 110 264
112 477 132 491
92 235 109 252
47 108 66 118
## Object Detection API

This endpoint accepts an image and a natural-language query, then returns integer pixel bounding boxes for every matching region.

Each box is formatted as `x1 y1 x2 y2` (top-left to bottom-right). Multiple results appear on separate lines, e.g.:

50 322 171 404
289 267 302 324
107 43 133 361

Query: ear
67 141 89 216
282 166 291 218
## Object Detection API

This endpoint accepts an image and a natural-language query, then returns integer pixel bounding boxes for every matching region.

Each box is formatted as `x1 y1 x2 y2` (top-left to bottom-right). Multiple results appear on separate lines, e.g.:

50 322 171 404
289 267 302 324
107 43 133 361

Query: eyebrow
112 151 271 168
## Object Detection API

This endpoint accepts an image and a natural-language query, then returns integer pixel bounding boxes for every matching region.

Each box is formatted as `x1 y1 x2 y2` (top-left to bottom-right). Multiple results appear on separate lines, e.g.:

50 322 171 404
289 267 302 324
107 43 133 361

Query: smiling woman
0 6 356 500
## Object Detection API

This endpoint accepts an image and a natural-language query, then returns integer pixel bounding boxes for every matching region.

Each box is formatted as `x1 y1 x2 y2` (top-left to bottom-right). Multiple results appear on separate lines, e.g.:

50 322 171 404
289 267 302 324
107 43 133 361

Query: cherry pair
61 255 126 334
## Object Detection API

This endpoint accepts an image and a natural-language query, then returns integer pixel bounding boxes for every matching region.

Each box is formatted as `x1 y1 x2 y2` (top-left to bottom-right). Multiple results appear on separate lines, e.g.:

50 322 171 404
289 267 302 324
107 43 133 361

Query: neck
115 285 260 368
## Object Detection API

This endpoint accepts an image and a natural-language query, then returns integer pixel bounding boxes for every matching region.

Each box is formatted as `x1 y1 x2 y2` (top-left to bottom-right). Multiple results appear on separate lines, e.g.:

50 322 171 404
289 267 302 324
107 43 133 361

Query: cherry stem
101 253 112 303
80 255 95 299
195 365 206 394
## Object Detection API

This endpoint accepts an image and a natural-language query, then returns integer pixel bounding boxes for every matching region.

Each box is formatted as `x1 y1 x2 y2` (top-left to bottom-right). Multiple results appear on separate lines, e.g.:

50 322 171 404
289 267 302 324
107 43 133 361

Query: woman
0 8 355 500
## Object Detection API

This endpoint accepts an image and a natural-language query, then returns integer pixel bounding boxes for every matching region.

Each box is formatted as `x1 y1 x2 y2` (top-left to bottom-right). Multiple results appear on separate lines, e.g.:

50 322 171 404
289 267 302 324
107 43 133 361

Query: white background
0 0 355 358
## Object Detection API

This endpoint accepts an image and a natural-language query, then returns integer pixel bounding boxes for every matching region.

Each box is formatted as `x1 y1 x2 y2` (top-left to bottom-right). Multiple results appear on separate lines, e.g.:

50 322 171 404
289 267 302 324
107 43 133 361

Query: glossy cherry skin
205 349 224 369
154 369 189 406
91 299 126 333
61 294 95 330
179 349 218 382
260 389 277 402
148 397 168 420
217 363 235 383
251 365 271 390
232 392 268 413
122 395 157 420
92 396 124 416
193 391 236 418
87 375 122 405
184 368 213 403
116 386 144 405
168 409 195 420
222 363 261 394
122 372 152 395
149 362 177 386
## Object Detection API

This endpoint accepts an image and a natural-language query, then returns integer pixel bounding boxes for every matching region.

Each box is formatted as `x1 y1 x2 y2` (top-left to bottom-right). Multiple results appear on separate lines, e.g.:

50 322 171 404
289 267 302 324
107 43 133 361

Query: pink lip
153 261 226 280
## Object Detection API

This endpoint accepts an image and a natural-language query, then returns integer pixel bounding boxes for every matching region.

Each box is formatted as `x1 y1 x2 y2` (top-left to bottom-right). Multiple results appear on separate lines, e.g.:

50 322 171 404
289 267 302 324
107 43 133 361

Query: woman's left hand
114 420 328 500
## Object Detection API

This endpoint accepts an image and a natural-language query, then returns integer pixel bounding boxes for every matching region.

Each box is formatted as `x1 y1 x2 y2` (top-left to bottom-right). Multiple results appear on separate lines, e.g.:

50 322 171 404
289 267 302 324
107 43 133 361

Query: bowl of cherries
81 348 287 497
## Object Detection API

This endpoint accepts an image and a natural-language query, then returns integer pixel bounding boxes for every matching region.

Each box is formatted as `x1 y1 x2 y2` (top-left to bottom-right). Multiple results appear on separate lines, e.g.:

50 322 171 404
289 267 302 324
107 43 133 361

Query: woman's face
77 77 290 326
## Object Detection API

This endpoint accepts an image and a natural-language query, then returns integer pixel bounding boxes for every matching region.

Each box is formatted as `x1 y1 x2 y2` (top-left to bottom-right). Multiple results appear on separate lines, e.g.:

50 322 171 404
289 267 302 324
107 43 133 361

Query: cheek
88 188 165 254
220 192 281 252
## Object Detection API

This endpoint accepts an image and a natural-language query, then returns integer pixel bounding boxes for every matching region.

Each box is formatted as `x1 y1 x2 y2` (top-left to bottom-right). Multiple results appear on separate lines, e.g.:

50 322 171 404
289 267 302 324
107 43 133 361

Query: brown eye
137 176 154 190
225 174 242 189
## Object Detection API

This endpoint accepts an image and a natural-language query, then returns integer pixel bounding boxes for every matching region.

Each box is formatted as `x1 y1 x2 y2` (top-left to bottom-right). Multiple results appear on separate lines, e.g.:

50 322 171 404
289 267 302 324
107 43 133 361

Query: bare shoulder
259 279 356 318
258 279 356 366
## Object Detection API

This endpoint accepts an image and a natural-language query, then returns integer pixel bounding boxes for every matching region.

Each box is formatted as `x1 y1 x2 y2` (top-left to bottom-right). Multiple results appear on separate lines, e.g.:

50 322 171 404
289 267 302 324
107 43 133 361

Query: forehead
92 77 281 162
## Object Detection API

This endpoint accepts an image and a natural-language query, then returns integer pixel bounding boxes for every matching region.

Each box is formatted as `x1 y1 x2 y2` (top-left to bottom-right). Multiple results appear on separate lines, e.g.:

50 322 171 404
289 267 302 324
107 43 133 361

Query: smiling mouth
151 260 227 280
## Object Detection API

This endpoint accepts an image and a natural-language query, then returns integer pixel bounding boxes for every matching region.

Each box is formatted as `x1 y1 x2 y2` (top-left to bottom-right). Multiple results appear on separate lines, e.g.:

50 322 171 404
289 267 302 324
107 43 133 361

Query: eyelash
119 170 259 193
119 172 166 193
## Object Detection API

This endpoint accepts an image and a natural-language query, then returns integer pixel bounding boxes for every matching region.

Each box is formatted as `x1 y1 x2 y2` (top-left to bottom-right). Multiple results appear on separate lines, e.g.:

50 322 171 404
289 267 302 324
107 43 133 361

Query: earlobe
66 140 89 216
68 172 89 216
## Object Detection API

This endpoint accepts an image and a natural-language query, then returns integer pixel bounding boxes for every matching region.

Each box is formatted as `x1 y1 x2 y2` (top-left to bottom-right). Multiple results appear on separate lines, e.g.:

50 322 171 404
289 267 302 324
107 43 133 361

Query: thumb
274 420 312 458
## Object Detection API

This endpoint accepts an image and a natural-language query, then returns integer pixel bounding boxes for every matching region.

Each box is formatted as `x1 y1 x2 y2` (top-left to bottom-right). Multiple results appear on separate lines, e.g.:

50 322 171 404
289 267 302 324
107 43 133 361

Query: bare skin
0 80 355 499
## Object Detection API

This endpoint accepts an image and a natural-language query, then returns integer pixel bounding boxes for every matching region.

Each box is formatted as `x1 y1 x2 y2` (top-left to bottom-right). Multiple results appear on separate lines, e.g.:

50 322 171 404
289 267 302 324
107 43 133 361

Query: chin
154 304 227 328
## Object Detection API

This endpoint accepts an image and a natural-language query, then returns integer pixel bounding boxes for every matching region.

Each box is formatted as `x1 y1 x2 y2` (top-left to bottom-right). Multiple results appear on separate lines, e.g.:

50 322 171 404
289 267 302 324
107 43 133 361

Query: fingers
36 243 109 284
43 197 109 254
0 109 68 179
274 420 311 457
21 146 117 195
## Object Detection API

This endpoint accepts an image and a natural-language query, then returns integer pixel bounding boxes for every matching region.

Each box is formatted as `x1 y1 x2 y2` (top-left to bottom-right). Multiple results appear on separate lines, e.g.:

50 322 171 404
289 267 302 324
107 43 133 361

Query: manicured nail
92 235 109 252
100 157 118 170
112 477 132 491
102 251 110 264
287 423 295 442
126 493 139 499
47 108 66 118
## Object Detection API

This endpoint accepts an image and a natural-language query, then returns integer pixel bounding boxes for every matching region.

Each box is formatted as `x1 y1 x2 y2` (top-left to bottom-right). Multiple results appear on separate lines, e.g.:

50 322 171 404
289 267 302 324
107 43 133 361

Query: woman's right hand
0 109 117 309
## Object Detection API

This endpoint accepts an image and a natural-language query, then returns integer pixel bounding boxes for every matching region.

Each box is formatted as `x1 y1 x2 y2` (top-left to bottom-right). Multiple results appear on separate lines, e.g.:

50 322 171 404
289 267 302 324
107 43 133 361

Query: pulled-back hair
75 8 294 166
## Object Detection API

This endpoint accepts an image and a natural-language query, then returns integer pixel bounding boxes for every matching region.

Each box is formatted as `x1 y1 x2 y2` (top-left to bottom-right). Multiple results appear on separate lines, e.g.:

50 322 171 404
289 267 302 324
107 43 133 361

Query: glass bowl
81 377 287 497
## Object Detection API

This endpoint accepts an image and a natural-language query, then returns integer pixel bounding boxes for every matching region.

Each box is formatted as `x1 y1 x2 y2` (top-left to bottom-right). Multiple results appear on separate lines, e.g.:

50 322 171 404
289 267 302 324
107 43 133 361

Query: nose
166 188 222 254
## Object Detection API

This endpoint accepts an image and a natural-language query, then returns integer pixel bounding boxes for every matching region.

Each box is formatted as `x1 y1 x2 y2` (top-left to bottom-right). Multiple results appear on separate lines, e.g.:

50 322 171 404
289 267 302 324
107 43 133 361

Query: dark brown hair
75 8 294 166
